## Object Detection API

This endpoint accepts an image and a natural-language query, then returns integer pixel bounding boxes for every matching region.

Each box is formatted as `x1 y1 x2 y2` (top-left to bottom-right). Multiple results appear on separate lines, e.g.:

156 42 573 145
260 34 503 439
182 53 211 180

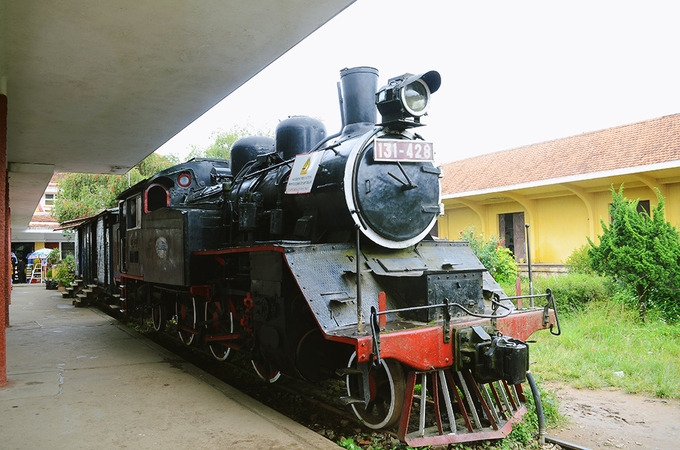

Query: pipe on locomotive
303 66 381 156
339 66 378 133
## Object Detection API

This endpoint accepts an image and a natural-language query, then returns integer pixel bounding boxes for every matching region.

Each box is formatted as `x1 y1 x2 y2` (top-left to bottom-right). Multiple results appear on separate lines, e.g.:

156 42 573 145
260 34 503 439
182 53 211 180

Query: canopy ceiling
0 0 355 232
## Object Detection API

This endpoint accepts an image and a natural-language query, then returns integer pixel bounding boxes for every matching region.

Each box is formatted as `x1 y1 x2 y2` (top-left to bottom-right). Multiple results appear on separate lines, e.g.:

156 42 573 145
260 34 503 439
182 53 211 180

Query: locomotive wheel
251 359 281 383
175 296 197 346
151 303 166 332
204 300 234 361
346 353 405 430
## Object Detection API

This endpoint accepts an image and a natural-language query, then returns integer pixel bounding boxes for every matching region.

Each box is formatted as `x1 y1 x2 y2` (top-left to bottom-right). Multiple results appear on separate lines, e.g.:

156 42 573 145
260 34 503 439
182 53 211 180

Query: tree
186 125 273 160
136 152 179 176
52 152 177 224
588 186 680 322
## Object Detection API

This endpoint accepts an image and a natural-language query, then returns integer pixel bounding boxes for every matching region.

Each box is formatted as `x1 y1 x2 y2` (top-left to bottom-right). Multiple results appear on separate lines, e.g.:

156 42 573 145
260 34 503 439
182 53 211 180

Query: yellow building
439 113 680 275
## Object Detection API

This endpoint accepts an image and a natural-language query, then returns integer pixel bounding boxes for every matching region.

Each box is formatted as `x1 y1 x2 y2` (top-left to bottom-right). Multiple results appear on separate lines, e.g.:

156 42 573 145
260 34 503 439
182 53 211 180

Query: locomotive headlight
401 79 430 116
376 70 441 129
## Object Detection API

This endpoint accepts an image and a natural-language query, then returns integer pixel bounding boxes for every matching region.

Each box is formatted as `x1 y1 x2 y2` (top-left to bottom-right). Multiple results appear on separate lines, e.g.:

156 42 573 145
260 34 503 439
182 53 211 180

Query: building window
499 212 526 261
61 242 75 258
637 200 651 216
41 193 56 212
609 199 651 221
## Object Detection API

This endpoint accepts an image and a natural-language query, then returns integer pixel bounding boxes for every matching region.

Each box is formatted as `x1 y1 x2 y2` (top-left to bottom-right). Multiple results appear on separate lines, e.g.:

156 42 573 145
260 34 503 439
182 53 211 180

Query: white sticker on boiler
285 152 323 195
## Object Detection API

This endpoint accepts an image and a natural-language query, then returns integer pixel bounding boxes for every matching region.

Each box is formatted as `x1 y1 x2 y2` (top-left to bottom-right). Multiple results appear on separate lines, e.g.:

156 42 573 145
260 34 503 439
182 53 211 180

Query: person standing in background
17 258 26 283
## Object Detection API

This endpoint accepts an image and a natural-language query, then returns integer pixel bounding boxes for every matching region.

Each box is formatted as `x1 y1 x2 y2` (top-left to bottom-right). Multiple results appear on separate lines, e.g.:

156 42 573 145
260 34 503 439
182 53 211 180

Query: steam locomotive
65 67 559 446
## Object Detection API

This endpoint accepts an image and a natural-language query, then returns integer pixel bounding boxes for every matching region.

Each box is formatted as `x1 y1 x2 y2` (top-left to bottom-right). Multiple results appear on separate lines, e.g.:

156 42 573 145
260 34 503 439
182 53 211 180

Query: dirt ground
545 383 680 450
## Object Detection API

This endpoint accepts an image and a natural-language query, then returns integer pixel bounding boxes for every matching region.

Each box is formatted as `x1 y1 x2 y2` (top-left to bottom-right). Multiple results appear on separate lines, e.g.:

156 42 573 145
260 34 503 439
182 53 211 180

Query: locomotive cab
117 159 231 286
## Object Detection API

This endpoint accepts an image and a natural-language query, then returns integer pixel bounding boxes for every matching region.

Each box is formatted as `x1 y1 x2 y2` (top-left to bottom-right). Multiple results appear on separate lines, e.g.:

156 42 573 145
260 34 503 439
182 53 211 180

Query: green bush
47 248 61 266
503 274 611 315
564 244 595 275
54 254 76 286
544 274 611 314
460 227 519 284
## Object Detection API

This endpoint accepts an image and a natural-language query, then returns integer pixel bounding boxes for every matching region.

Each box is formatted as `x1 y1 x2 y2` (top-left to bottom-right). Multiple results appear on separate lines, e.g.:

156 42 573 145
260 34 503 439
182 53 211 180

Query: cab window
126 195 142 229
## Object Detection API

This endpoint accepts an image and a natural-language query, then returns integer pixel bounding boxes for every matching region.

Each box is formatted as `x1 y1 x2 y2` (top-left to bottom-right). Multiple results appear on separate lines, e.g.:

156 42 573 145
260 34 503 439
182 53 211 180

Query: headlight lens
401 79 430 116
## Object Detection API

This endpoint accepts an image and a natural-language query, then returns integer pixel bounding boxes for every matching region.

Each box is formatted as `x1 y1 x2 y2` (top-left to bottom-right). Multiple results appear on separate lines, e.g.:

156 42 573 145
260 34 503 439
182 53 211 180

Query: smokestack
339 66 378 132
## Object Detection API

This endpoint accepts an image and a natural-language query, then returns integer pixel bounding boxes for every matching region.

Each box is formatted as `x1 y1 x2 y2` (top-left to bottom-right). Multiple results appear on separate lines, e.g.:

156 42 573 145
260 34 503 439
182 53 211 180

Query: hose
527 371 546 445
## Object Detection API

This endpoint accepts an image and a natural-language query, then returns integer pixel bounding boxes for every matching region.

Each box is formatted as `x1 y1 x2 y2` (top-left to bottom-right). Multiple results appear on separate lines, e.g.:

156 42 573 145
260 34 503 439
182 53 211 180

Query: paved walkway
1 284 338 449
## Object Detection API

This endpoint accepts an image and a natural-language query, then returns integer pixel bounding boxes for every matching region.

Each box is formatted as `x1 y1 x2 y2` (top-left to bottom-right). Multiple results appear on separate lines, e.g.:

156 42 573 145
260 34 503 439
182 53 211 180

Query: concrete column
0 94 7 386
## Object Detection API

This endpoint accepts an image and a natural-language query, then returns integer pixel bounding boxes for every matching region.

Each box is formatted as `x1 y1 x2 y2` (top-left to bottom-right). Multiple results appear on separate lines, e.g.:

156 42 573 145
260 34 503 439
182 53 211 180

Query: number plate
373 138 434 162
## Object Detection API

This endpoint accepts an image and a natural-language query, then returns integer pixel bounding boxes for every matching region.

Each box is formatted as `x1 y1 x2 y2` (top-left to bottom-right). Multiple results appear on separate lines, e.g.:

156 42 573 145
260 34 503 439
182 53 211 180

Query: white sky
156 0 680 164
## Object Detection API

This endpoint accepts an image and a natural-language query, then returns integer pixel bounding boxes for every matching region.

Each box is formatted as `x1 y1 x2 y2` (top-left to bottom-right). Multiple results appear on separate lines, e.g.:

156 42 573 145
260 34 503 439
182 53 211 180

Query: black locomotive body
68 67 558 446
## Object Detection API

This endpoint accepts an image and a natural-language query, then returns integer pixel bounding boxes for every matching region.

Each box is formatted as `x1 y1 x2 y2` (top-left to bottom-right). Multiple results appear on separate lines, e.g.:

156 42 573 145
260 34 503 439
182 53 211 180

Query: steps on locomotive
62 279 84 299
63 279 101 307
109 293 123 311
74 284 101 307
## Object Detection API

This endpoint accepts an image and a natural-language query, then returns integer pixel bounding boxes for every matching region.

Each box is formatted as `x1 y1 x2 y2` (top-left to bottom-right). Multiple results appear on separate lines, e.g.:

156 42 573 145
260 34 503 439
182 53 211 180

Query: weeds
531 300 680 399
337 436 420 450
507 375 563 445
338 437 363 450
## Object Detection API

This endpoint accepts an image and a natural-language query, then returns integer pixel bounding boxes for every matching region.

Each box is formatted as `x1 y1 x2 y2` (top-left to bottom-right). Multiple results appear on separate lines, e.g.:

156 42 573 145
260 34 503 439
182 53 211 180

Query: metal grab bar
544 288 562 336
372 297 513 320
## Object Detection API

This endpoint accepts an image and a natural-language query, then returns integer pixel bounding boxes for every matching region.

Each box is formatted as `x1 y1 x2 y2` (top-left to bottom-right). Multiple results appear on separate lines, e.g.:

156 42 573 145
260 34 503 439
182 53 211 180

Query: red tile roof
441 113 680 196
29 212 58 229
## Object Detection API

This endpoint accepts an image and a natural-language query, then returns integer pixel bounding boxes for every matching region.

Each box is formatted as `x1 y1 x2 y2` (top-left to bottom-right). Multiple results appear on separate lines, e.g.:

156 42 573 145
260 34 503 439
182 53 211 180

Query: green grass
530 300 680 399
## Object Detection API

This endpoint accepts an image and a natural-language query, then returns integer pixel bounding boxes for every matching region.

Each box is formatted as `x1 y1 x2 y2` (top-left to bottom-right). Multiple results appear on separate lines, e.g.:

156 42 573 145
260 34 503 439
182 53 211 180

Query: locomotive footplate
342 307 552 371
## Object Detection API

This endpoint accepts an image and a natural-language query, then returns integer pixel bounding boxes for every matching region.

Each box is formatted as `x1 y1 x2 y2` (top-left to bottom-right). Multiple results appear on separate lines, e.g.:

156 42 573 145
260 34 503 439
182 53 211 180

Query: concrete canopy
0 0 355 232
